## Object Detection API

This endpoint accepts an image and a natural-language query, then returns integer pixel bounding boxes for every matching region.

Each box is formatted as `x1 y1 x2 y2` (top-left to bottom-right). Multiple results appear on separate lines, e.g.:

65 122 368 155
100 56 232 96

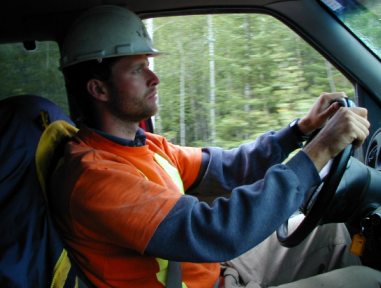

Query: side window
0 42 68 115
146 14 354 148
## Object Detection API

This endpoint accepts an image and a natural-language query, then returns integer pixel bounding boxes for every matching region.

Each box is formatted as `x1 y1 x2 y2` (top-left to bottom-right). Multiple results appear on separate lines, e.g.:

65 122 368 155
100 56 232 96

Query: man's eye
133 68 142 74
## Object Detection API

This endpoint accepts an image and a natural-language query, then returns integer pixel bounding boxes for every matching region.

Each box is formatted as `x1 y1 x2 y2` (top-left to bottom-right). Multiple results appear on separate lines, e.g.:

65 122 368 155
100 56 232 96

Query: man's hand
303 105 370 172
298 92 349 135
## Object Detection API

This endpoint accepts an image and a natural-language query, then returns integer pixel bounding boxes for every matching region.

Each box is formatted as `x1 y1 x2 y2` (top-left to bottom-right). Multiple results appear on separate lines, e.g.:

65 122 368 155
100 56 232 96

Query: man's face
106 55 160 123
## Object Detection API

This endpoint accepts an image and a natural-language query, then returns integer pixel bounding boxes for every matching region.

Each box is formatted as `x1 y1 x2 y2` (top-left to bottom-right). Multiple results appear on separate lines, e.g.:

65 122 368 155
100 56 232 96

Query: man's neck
91 126 147 147
96 117 140 141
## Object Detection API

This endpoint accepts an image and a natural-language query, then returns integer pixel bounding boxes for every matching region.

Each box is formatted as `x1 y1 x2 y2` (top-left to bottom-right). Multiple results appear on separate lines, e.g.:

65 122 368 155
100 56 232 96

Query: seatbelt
166 261 182 288
153 154 185 288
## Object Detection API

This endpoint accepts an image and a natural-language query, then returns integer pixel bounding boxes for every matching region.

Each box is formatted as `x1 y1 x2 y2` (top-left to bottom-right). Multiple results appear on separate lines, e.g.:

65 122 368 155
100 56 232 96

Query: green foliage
0 42 68 115
339 1 381 58
149 14 355 148
0 14 362 149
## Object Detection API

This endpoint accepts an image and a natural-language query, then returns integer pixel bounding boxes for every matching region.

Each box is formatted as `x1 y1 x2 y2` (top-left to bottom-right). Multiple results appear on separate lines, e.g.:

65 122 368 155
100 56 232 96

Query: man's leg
223 215 363 287
268 266 381 288
224 266 381 288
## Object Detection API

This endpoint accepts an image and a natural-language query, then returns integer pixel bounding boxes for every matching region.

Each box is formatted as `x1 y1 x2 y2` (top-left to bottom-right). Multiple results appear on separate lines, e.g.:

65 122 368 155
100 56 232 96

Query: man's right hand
303 106 370 172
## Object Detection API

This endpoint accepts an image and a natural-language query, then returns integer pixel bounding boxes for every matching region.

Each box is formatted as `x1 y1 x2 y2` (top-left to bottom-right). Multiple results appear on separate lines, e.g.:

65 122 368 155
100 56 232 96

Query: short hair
63 57 122 125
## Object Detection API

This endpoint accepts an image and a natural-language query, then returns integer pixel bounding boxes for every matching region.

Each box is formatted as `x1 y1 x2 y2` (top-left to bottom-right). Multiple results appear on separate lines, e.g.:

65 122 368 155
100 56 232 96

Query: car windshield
320 0 381 59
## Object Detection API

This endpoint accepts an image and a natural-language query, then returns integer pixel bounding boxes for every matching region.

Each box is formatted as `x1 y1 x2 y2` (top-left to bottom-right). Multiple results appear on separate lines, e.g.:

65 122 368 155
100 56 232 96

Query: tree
208 15 216 145
150 14 355 148
0 42 68 114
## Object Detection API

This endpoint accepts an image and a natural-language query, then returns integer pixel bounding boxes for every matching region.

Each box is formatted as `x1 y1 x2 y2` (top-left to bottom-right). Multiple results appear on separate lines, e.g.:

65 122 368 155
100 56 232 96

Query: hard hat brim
59 51 170 71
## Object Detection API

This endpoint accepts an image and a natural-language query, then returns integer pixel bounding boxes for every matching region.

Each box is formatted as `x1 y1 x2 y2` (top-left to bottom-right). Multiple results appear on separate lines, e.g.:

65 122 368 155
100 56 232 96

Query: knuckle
348 122 357 131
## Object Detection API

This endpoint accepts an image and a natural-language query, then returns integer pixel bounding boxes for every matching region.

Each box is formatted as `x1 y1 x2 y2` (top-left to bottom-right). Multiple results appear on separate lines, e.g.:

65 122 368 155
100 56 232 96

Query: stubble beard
108 89 158 124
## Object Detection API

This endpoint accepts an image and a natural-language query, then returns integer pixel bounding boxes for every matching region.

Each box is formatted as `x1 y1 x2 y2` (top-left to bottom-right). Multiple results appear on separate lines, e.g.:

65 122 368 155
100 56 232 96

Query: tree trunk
208 14 216 145
244 16 251 140
178 40 186 146
325 59 336 92
146 18 162 133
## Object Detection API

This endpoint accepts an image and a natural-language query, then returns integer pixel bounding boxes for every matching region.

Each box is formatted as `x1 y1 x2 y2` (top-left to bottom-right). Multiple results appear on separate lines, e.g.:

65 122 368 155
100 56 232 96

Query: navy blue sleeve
145 127 321 263
187 127 302 197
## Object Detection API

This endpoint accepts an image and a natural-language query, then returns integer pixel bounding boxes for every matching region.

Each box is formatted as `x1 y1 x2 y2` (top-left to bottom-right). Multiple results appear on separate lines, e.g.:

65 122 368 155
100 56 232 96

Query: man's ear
87 79 109 102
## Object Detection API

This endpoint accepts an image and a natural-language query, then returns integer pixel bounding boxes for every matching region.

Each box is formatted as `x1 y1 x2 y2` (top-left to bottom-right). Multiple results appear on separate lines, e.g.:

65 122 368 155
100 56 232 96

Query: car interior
1 0 381 287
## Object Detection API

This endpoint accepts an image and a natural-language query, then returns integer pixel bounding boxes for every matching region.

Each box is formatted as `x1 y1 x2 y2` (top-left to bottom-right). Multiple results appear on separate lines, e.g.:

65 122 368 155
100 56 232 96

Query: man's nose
148 70 160 87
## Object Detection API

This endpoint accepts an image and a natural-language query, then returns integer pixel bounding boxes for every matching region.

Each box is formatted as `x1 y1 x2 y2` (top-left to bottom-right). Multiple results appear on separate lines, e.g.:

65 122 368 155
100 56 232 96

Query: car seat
0 95 80 288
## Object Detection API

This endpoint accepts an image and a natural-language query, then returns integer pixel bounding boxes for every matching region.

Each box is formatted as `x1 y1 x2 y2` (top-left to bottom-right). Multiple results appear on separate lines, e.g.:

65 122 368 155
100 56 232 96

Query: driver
49 5 381 288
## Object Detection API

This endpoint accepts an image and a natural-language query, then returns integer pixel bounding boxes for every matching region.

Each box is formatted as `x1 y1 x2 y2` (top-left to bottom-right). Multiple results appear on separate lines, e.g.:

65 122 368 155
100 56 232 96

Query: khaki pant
223 215 381 288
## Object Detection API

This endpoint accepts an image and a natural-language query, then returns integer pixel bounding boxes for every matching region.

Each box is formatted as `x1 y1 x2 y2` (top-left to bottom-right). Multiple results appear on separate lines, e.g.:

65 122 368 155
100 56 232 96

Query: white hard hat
59 5 169 69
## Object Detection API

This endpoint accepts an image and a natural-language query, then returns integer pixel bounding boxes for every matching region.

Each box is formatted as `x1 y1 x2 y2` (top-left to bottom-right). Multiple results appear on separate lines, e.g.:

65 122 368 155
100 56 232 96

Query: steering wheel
277 145 353 247
277 98 355 247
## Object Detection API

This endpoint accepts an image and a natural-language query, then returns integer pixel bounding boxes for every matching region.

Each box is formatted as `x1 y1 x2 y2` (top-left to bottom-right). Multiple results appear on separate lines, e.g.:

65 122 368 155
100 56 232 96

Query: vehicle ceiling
0 0 298 44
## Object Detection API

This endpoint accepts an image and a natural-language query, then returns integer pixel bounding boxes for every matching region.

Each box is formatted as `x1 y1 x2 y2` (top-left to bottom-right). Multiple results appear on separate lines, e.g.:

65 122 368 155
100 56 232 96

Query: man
49 5 381 288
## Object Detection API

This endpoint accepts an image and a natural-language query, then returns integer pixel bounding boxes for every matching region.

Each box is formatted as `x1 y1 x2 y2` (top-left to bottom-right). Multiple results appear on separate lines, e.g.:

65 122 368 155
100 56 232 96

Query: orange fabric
50 126 220 288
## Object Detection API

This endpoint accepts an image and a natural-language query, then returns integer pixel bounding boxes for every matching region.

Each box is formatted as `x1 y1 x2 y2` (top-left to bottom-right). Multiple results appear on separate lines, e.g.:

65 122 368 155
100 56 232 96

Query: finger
319 91 348 104
345 111 370 149
349 106 368 119
321 101 341 119
333 107 369 125
352 124 369 149
341 107 370 134
353 112 370 131
357 116 370 139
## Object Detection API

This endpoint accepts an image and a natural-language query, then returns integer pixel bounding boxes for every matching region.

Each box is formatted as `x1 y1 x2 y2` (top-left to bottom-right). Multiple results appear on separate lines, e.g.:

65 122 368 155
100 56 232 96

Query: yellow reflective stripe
154 154 185 195
156 258 188 288
137 169 149 180
156 258 168 286
50 249 72 288
153 154 186 287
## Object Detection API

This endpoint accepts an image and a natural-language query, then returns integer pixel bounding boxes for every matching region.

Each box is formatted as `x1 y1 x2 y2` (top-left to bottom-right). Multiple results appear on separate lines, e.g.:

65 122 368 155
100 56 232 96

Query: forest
0 10 379 149
147 14 354 148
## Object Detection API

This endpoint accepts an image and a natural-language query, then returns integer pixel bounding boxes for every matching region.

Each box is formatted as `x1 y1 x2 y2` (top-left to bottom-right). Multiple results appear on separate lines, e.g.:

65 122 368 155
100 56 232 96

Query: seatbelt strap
166 261 182 288
153 154 184 287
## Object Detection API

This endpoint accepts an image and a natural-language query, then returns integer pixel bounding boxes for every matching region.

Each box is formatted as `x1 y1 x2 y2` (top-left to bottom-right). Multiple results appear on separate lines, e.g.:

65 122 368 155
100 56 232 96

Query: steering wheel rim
276 144 353 247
